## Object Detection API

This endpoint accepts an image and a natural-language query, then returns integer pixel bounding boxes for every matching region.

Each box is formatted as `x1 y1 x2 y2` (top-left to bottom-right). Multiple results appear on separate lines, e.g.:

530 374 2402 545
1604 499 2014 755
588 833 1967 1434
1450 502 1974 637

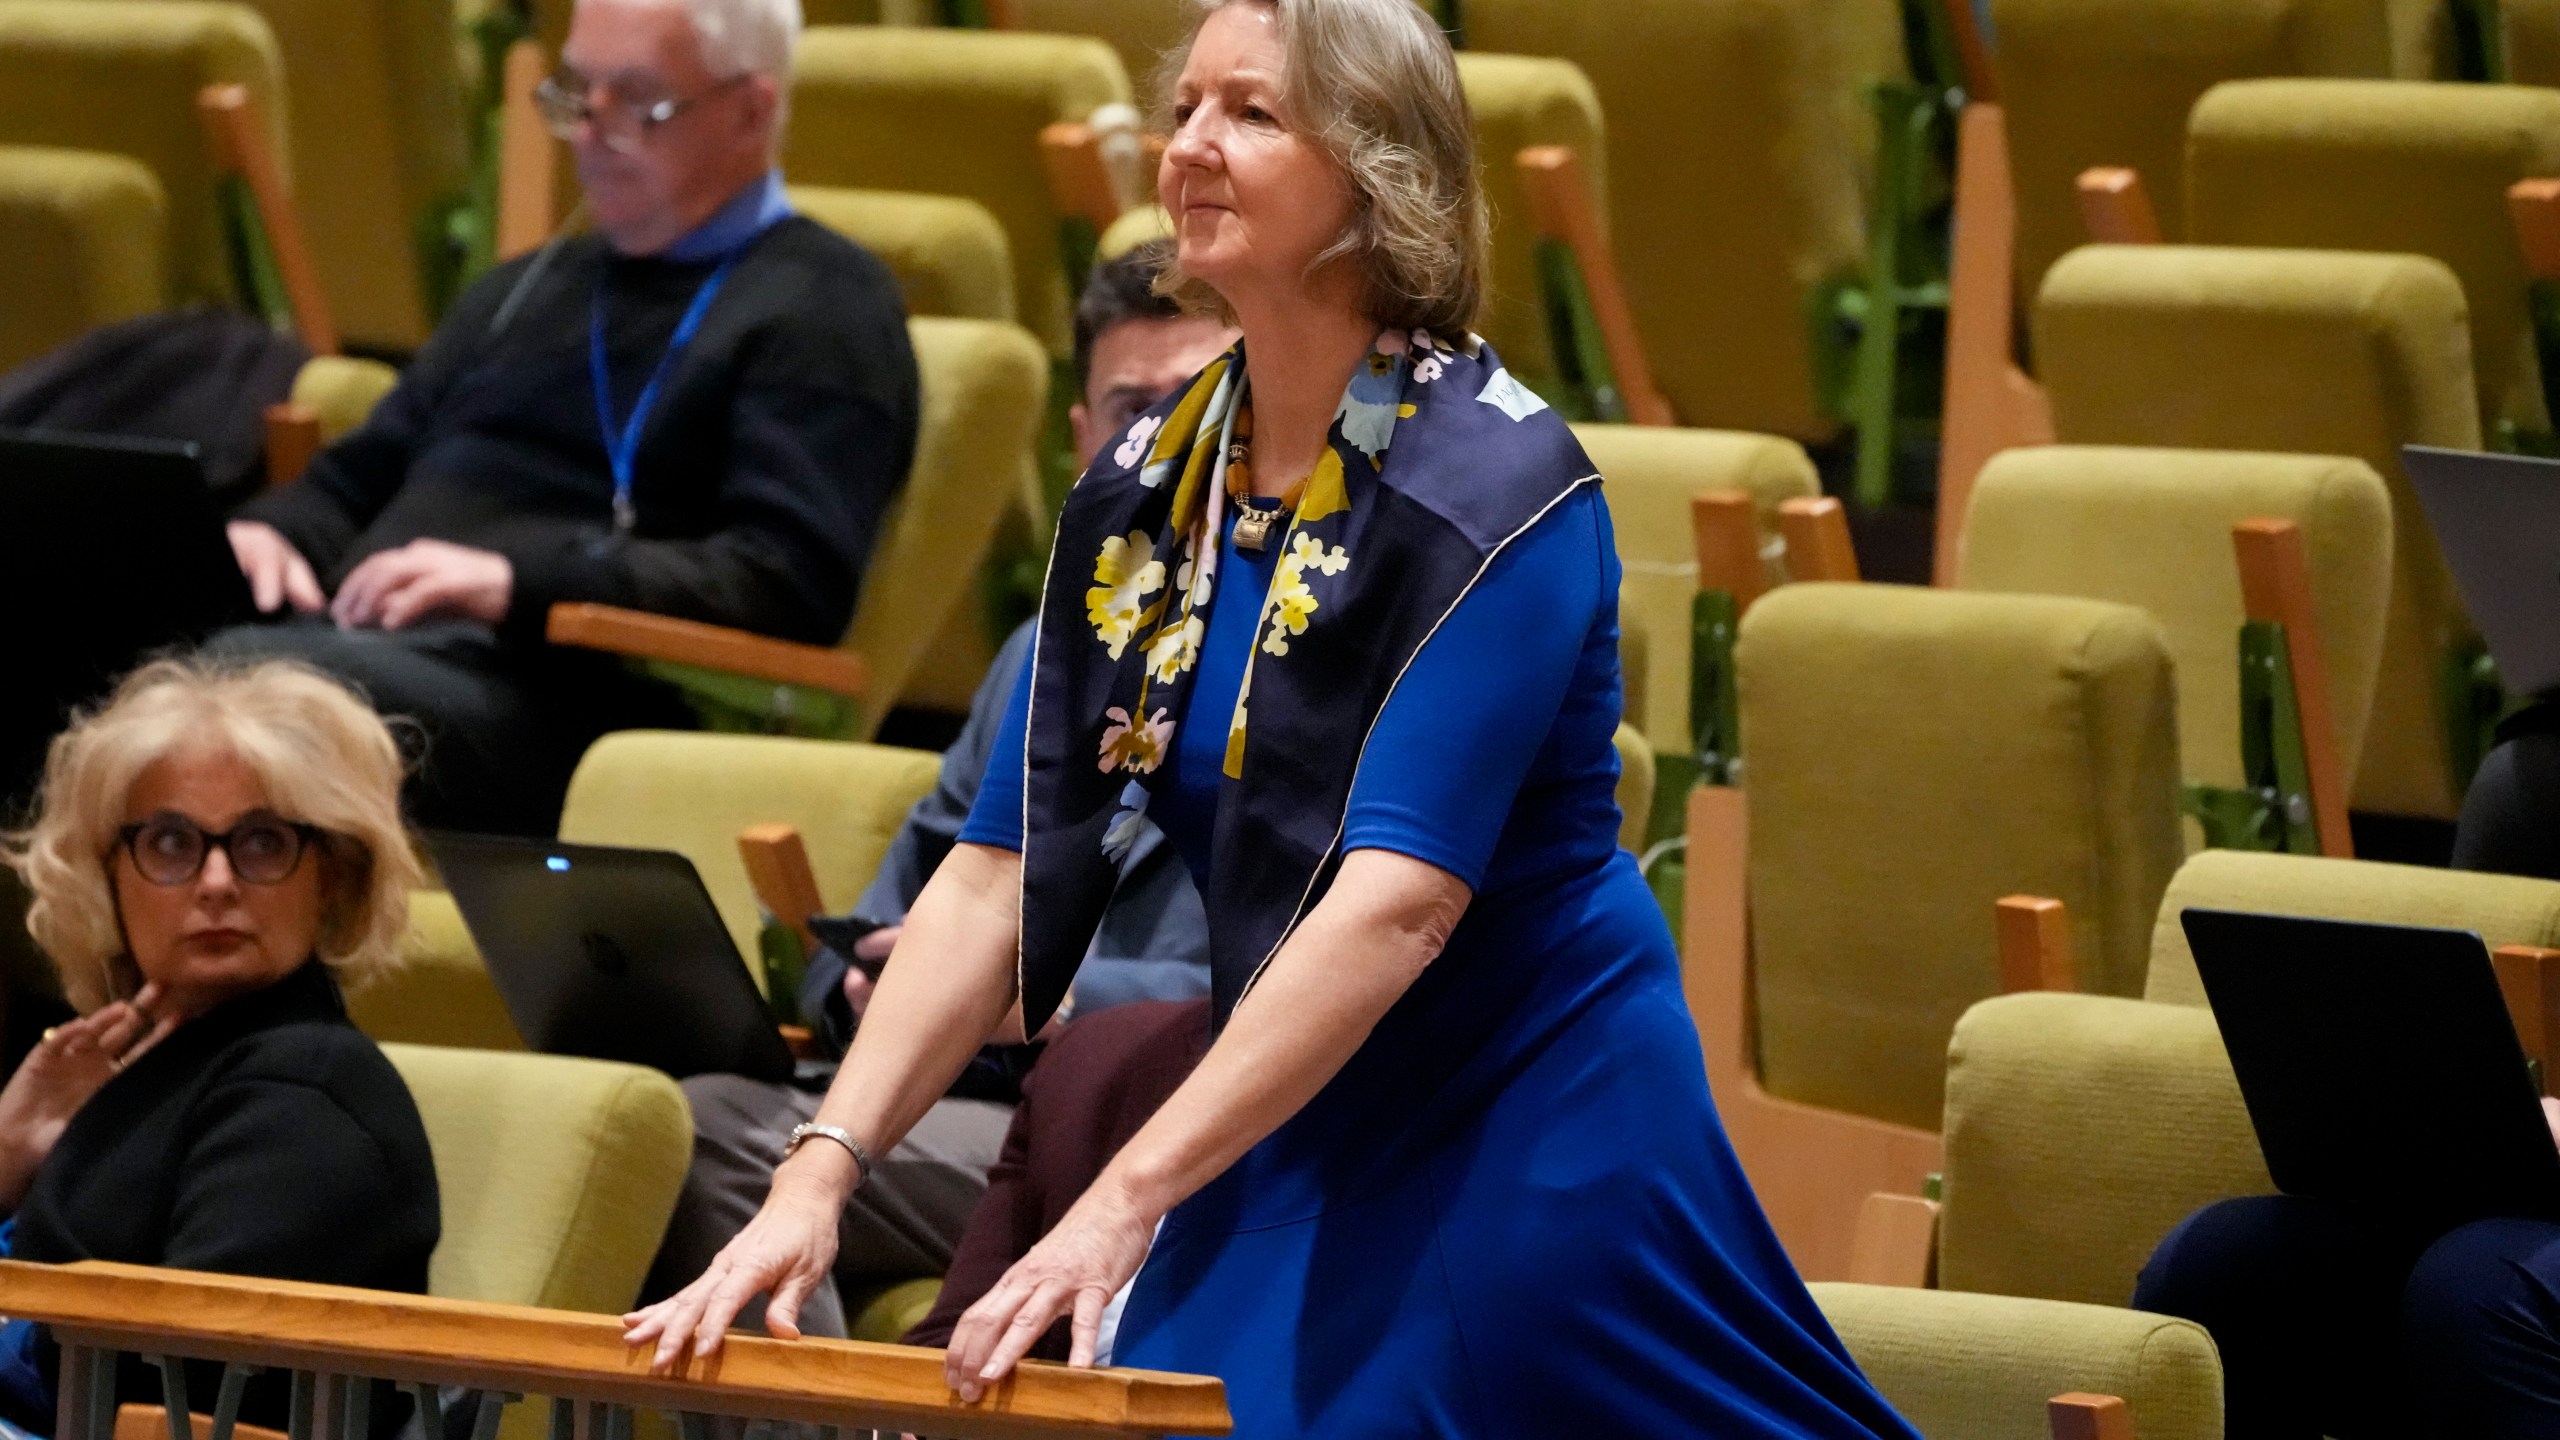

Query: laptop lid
2180 907 2560 1234
431 832 797 1084
2402 445 2560 696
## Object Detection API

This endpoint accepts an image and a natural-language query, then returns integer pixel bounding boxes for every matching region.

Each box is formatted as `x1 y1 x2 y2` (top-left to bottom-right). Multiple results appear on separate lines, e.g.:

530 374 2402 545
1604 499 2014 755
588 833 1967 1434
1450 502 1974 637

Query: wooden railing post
2075 167 2163 245
2049 1393 2135 1440
263 404 322 489
1995 895 2077 993
1776 497 1860 583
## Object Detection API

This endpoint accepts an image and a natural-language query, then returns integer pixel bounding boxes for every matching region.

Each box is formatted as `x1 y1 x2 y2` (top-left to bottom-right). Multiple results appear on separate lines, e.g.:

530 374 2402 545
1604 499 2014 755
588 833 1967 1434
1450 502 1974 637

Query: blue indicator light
545 856 571 873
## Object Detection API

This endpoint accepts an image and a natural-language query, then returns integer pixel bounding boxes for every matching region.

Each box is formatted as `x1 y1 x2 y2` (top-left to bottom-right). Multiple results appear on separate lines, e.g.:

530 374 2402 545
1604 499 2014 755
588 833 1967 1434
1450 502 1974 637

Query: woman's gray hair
1157 0 1488 339
3 659 424 1013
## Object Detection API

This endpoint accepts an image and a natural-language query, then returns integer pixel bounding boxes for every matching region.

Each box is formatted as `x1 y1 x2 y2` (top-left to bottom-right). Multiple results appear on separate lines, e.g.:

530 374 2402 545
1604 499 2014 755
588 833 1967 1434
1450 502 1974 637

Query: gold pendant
1233 507 1279 552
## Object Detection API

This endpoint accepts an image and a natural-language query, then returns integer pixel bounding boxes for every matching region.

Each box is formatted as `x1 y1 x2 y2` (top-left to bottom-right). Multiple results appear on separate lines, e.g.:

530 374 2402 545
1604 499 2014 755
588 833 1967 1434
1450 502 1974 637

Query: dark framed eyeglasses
532 69 750 155
115 810 326 888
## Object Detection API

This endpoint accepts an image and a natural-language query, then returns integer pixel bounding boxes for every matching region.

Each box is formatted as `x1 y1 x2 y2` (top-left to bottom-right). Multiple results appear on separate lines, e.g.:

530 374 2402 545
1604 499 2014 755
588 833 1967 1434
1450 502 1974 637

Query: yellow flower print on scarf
1086 530 1167 659
1099 706 1175 775
1259 532 1351 657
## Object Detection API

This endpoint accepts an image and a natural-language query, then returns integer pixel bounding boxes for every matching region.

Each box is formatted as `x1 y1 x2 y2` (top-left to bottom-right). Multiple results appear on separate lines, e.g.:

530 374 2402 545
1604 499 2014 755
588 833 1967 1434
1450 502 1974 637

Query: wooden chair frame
1514 145 1673 427
2075 167 2163 246
546 603 870 738
1935 102 2054 584
1040 120 1123 293
196 84 336 357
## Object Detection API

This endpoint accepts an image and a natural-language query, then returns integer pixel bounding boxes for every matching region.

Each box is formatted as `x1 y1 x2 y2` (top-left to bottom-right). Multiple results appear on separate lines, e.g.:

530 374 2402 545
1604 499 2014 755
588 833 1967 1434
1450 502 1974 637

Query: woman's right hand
621 1148 857 1369
0 989 173 1209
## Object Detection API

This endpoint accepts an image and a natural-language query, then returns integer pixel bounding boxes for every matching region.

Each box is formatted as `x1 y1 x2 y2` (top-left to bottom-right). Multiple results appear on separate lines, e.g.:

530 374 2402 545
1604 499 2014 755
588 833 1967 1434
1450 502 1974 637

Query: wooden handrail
7 1261 1230 1437
1040 122 1125 236
1994 894 2076 993
496 38 558 262
195 84 338 357
739 823 826 954
547 604 867 700
2075 167 2163 246
262 403 321 489
1690 492 1767 614
1515 145 1675 427
2511 178 2560 281
1777 497 1860 583
2232 519 2353 859
1935 103 2053 586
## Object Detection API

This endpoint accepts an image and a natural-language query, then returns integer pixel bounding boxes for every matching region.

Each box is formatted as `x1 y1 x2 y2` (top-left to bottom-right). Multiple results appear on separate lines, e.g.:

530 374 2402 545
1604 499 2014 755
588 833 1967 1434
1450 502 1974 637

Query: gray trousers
644 1074 1012 1339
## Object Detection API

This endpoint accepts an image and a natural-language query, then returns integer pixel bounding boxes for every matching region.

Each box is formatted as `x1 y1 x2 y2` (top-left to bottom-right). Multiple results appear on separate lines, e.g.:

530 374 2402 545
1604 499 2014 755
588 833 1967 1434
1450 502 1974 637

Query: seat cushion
1958 445 2392 793
2035 243 2480 818
1810 1280 2224 1440
1739 583 2183 1129
382 1043 692 1314
791 185 1016 323
1937 992 2269 1310
0 143 162 369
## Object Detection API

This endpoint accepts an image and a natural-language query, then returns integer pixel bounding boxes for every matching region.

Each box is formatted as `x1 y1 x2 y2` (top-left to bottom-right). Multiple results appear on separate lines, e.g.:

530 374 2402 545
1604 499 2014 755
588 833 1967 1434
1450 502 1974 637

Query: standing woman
629 2 1916 1434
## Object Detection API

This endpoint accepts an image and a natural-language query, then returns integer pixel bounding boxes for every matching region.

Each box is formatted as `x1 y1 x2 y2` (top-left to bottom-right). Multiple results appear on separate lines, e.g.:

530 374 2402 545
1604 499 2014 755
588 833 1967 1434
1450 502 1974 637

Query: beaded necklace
1222 395 1308 552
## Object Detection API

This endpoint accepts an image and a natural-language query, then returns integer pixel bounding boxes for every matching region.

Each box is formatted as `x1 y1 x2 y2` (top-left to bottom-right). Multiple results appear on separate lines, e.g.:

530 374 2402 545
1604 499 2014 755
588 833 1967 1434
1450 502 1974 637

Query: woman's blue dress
963 485 1914 1438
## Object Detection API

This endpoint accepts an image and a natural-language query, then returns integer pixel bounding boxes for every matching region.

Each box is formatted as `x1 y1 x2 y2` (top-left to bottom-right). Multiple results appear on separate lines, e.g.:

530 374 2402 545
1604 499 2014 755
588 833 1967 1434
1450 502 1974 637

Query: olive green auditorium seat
786 26 1129 357
0 143 163 369
2185 77 2560 443
0 0 285 312
1702 582 2184 1280
1576 423 1817 786
790 183 1016 324
2034 243 2480 820
382 1043 691 1313
1928 849 2560 1309
1990 0 2426 304
1006 0 1189 89
1462 0 1903 440
1957 446 2393 802
1810 1283 2224 1440
1450 51 1605 409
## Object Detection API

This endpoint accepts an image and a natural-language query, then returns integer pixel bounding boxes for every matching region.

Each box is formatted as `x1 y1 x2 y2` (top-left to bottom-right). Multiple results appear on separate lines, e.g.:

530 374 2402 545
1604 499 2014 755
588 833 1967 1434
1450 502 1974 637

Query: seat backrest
2517 0 2560 85
348 888 523 1052
380 1042 692 1314
213 0 466 350
1990 0 2417 303
0 0 286 310
847 315 1048 722
1574 422 1818 761
786 26 1130 355
558 731 943 965
2188 77 2560 438
0 143 164 368
1957 445 2393 794
1450 51 1603 406
1738 583 2184 1130
2143 847 2560 1005
1465 0 1903 439
1008 0 1190 89
790 183 1016 322
1808 1280 2225 1440
2034 243 2480 818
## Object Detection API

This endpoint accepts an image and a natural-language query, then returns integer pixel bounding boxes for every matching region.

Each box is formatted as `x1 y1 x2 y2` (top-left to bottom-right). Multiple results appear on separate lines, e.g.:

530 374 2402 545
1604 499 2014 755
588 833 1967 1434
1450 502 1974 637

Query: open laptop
2403 445 2560 696
2181 907 2560 1235
431 833 799 1084
0 428 258 803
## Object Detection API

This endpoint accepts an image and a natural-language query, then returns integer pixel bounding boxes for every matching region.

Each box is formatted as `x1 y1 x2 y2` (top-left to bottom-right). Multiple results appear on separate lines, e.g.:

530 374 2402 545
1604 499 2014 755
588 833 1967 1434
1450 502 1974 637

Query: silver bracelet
784 1121 874 1189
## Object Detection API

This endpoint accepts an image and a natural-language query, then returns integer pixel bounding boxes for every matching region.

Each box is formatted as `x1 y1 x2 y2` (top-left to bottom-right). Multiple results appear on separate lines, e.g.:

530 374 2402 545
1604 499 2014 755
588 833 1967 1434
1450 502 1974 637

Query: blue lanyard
590 255 738 533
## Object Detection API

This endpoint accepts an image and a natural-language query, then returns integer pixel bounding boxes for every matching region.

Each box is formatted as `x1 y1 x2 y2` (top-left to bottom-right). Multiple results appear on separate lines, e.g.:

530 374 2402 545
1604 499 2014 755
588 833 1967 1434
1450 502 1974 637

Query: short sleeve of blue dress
956 654 1033 852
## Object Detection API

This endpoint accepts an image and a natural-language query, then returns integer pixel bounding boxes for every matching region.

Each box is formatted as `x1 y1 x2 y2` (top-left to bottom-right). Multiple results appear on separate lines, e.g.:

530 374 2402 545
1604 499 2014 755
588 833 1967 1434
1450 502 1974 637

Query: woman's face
113 745 324 1020
1159 4 1360 313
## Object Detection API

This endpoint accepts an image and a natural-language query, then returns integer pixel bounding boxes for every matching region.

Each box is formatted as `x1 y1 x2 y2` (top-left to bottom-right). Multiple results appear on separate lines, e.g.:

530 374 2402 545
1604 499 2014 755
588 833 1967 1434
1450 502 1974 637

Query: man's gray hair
682 0 801 79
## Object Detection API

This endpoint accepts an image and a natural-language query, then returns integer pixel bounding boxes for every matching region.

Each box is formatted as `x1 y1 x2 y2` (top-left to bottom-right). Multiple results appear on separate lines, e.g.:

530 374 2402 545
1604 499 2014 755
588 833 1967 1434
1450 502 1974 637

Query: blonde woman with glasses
0 660 438 1436
633 3 1919 1434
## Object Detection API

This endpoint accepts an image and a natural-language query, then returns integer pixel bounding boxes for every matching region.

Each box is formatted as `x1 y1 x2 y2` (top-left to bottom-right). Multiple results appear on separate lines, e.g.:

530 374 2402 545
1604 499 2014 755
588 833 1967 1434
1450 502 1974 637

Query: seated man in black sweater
214 0 918 835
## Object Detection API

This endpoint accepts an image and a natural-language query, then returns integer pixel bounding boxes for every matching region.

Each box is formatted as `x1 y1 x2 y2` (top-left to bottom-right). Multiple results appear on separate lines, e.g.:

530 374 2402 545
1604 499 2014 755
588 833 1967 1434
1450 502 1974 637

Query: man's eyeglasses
116 811 326 887
534 69 749 155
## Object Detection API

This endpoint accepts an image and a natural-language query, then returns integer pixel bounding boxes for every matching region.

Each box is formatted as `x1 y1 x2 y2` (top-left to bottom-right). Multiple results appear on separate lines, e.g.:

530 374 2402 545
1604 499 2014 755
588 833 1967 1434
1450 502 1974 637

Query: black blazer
3 961 439 1432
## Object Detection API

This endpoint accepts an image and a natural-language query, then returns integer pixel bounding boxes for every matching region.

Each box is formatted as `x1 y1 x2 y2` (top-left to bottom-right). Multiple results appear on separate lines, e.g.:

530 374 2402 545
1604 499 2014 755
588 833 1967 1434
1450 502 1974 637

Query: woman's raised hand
0 986 174 1209
943 1182 1157 1401
621 1154 851 1369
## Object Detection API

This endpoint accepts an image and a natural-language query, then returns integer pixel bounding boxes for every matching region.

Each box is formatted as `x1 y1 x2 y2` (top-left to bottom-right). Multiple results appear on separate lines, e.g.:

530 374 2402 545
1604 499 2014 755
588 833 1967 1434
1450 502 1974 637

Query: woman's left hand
0 987 173 1209
943 1182 1158 1400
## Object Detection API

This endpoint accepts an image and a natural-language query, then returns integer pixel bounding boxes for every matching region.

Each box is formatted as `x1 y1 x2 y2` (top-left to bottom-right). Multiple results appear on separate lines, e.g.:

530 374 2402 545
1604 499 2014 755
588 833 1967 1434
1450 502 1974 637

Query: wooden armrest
739 822 826 954
1691 491 1768 613
2049 1394 2134 1440
1515 145 1675 427
263 403 321 489
546 603 866 698
1776 497 1860 583
776 1023 817 1060
196 84 338 357
1995 895 2076 993
2076 167 2162 246
1040 121 1124 235
2494 944 2560 1094
2513 179 2560 282
496 38 557 262
1937 102 2053 586
2233 519 2353 858
1846 1192 1939 1287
